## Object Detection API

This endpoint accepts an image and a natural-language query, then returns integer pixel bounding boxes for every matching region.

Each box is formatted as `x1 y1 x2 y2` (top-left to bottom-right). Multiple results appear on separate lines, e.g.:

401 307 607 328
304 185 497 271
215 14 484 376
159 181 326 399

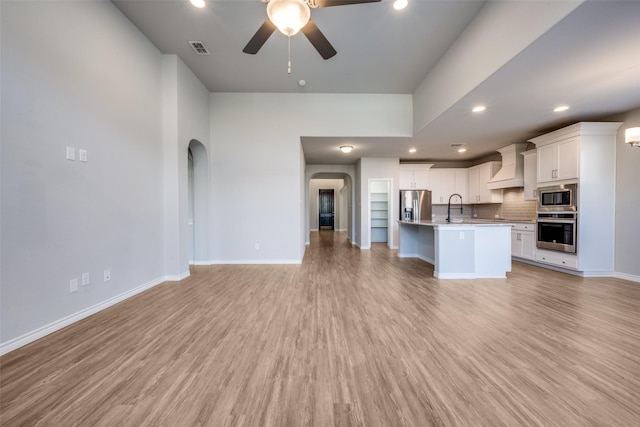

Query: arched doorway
307 171 354 244
188 139 210 265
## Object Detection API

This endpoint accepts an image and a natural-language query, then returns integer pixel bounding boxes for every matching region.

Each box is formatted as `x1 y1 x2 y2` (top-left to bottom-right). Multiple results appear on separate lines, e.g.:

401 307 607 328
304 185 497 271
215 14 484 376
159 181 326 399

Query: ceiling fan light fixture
340 145 353 153
267 0 311 37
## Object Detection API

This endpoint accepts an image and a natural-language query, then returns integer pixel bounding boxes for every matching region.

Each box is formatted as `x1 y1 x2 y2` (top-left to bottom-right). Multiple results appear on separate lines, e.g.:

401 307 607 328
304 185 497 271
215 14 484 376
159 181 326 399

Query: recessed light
409 148 417 153
554 105 570 112
339 146 353 153
472 105 486 113
458 148 467 153
189 0 206 8
393 0 408 10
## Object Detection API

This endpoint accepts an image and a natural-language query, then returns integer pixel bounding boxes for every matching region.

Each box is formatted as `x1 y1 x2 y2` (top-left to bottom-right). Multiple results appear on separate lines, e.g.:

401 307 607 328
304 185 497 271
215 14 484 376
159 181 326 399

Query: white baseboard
0 274 187 356
614 272 640 283
210 259 302 265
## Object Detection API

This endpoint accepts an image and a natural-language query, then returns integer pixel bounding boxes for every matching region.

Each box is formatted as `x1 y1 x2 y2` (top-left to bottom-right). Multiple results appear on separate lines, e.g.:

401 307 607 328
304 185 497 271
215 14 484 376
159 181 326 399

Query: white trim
398 253 433 264
0 274 181 356
435 271 506 279
310 228 319 232
191 261 212 266
165 271 191 281
210 259 302 265
614 272 640 283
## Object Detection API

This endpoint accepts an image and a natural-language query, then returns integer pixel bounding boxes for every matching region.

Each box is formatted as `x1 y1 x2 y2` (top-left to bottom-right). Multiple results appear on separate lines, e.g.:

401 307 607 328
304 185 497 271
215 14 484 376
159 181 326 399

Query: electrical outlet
459 231 465 240
104 269 111 282
66 146 76 161
70 279 78 293
79 149 88 162
81 272 90 286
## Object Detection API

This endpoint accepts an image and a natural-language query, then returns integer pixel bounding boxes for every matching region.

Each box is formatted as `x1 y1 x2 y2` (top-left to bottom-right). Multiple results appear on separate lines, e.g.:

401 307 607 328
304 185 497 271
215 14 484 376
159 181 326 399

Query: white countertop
398 219 515 227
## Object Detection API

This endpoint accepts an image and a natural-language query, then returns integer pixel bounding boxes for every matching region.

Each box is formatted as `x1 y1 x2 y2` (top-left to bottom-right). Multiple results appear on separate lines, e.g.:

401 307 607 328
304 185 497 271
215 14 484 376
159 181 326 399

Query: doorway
187 139 210 265
319 189 335 230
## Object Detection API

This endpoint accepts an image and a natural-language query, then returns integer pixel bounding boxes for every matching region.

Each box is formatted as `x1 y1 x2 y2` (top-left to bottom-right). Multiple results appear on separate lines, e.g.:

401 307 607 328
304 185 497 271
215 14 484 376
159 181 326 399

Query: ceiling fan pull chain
288 36 292 74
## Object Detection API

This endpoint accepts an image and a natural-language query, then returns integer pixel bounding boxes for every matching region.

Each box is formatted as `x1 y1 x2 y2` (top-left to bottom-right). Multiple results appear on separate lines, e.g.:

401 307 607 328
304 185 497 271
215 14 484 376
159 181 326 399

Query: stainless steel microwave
537 184 577 212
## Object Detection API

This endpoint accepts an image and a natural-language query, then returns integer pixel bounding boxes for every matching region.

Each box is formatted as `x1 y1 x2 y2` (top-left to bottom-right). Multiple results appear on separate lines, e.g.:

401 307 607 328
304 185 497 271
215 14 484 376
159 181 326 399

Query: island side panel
398 222 420 258
418 225 435 264
398 222 435 264
475 226 512 278
434 227 476 279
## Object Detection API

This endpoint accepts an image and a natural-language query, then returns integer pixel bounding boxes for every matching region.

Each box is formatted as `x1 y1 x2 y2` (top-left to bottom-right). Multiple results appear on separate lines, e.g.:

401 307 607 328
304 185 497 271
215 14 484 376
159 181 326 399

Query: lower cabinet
511 223 536 260
535 249 578 270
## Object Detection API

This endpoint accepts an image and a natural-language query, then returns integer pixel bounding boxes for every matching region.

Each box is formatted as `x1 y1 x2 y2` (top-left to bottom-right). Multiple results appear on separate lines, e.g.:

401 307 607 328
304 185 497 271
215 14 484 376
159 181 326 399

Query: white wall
163 56 211 274
614 107 640 281
210 93 411 263
413 0 582 134
1 1 165 350
309 179 345 231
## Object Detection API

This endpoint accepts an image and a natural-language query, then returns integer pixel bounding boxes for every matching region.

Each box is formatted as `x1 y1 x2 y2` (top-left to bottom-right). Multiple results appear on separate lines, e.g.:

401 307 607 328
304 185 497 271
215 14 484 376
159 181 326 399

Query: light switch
66 146 76 161
459 231 465 240
79 149 88 162
70 278 78 293
82 272 90 286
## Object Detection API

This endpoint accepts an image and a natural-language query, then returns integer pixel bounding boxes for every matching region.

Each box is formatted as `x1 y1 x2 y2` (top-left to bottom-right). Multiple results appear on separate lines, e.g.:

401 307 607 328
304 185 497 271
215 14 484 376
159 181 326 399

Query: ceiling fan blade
242 19 276 55
301 20 337 60
310 0 381 7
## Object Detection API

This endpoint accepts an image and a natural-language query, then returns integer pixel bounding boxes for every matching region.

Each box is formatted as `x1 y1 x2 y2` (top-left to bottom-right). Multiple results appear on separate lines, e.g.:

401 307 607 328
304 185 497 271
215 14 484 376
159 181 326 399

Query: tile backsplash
472 188 536 221
431 188 536 221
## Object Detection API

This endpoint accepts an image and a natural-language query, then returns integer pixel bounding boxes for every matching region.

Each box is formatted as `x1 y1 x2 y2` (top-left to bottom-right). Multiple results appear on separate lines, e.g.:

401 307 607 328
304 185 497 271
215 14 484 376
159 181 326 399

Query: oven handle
537 219 575 224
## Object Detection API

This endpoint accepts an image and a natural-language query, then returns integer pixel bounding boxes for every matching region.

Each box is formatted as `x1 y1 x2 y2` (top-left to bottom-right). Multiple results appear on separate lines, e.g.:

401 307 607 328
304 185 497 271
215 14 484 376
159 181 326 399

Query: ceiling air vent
189 41 209 55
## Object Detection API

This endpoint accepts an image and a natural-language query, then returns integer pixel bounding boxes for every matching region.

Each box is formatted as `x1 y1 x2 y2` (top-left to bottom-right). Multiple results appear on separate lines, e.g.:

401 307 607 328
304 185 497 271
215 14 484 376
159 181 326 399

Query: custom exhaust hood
486 143 529 189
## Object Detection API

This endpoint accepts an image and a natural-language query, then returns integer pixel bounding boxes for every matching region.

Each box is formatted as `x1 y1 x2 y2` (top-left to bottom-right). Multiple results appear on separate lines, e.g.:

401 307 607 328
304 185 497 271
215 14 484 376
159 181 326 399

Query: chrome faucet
447 193 463 223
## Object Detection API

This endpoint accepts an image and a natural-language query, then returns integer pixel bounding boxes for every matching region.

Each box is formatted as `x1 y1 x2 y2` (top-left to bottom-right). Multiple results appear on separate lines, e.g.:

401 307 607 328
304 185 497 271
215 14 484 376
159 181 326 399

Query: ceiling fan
243 0 381 60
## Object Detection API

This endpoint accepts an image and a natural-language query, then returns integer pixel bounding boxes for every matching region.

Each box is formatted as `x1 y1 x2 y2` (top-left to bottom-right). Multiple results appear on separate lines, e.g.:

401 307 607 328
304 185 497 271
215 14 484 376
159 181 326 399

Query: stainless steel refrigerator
399 190 432 221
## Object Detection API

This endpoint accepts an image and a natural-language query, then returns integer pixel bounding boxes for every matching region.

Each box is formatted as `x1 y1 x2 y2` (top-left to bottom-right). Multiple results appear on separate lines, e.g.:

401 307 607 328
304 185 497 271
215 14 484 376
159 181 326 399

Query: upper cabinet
536 136 578 184
521 149 537 201
467 161 503 204
430 168 468 204
399 164 432 190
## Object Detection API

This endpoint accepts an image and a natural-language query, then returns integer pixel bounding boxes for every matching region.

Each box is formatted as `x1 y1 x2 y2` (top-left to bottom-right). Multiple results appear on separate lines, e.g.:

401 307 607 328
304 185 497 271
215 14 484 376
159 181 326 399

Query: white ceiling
113 0 640 164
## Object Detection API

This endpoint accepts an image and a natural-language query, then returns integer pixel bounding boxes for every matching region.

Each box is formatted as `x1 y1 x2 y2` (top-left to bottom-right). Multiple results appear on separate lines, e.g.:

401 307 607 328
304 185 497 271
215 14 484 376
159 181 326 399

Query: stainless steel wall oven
537 183 578 253
537 213 577 253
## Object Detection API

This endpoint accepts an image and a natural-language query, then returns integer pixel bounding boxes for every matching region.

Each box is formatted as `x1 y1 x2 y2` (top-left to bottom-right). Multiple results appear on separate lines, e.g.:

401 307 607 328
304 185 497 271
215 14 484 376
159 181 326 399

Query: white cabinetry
536 137 578 184
467 161 503 204
521 150 537 201
511 223 535 260
399 164 432 190
429 168 468 204
529 122 621 275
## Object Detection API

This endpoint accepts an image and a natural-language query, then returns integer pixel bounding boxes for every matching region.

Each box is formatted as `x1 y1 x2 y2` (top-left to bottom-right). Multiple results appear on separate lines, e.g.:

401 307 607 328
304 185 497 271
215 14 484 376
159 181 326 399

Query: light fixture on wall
625 127 640 147
340 146 353 153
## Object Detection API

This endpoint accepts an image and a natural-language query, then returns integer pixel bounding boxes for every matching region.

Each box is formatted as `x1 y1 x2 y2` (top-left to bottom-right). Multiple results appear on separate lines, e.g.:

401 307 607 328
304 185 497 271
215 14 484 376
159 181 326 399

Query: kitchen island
398 220 513 279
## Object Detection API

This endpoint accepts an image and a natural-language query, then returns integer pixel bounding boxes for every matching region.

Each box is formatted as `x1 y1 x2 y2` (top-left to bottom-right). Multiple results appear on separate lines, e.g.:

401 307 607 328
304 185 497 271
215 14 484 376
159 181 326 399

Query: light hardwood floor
2 231 640 426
